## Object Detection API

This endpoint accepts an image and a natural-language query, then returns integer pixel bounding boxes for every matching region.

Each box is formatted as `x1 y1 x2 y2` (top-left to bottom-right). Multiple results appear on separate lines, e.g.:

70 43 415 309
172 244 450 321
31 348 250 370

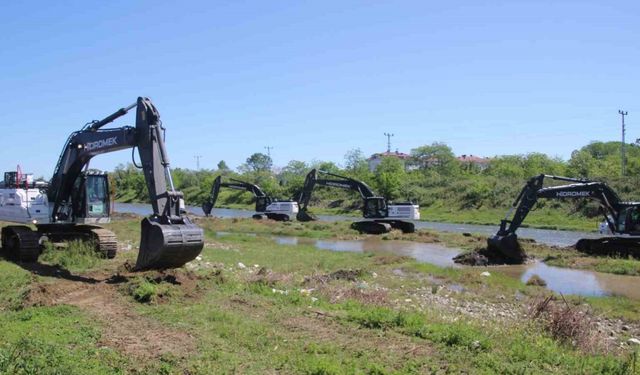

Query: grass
1 217 640 373
0 305 128 374
0 261 32 311
39 240 106 273
420 202 601 232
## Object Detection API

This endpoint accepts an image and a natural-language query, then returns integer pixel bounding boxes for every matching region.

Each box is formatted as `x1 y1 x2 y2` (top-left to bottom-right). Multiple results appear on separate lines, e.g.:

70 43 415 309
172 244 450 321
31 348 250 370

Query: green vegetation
112 141 640 232
0 262 31 311
2 217 640 373
39 240 106 273
0 306 127 374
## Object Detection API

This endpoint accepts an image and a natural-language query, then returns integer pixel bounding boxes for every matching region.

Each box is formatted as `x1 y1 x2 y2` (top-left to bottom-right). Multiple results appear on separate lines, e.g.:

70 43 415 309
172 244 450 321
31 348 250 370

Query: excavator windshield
86 174 109 217
71 173 110 223
363 197 388 218
618 206 640 234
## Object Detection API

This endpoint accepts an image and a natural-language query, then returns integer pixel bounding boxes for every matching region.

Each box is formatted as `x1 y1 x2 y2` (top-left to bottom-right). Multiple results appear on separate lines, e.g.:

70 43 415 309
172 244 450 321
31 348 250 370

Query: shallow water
267 233 640 300
119 202 632 298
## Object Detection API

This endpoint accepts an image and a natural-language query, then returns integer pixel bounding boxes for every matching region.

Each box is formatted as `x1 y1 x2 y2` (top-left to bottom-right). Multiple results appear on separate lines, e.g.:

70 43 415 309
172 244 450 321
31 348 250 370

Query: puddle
268 234 640 300
273 236 459 268
500 262 640 299
215 231 256 237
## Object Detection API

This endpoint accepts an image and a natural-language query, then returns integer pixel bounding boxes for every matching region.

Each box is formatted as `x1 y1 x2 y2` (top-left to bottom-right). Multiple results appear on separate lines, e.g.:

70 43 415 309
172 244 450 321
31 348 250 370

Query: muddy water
268 234 640 300
273 236 460 268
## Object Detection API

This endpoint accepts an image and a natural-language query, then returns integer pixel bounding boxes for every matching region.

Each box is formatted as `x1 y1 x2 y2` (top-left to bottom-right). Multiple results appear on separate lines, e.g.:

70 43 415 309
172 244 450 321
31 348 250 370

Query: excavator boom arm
202 176 268 216
498 174 622 236
48 97 203 269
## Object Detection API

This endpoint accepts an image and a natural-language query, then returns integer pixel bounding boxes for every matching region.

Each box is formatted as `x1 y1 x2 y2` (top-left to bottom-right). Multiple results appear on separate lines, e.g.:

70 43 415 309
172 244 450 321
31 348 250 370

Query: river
115 202 598 247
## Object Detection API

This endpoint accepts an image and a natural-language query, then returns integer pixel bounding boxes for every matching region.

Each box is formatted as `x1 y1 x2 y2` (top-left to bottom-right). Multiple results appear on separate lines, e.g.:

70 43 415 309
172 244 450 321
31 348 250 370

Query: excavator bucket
202 201 213 217
486 233 527 264
296 209 317 222
136 217 204 270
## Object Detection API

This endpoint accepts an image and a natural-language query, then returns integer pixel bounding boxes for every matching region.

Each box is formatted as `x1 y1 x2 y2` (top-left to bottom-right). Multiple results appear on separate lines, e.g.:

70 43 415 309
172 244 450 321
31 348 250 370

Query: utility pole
619 110 628 176
264 146 273 158
384 132 394 153
194 155 202 170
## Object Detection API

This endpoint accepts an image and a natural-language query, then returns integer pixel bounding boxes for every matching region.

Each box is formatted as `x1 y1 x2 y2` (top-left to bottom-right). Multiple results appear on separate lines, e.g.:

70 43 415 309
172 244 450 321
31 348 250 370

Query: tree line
111 141 640 218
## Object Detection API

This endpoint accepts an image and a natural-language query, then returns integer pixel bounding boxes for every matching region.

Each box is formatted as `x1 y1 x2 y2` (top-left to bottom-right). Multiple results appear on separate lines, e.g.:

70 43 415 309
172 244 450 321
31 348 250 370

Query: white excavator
296 169 420 233
202 175 299 221
0 97 204 270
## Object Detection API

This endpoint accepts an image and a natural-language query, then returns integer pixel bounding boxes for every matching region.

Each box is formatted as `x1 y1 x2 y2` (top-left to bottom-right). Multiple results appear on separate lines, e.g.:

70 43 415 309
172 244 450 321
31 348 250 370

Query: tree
244 153 272 172
344 148 369 174
281 160 308 176
217 160 229 171
410 142 458 175
374 157 405 200
568 150 595 178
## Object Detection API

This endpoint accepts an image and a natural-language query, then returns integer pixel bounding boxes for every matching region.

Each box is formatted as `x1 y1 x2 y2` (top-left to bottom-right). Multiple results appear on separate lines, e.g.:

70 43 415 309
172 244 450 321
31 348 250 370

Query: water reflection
273 236 460 268
268 233 640 300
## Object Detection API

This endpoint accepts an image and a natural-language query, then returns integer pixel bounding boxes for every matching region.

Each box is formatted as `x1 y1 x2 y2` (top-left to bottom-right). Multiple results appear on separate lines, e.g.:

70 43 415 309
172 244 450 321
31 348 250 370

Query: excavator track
37 225 118 259
84 227 118 259
575 237 640 258
1 226 41 262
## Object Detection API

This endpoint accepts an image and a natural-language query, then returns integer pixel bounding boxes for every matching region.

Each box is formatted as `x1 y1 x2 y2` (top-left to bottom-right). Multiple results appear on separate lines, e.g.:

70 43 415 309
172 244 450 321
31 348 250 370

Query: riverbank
210 203 600 232
1 217 638 373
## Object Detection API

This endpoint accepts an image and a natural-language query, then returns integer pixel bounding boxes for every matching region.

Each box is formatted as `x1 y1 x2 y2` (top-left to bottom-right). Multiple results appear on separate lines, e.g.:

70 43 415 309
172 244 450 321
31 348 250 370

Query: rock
237 262 247 269
196 255 203 261
300 288 314 296
471 340 481 349
480 271 491 277
627 338 640 346
372 272 378 278
311 297 318 303
622 325 631 331
254 264 260 268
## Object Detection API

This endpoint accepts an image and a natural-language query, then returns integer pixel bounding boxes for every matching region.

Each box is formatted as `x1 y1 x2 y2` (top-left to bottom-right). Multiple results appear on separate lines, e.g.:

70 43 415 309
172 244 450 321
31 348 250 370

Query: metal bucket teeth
136 217 204 270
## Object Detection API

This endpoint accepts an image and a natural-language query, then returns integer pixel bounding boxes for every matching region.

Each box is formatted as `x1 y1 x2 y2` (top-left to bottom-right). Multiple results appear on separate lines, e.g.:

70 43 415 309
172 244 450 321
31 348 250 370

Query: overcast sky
1 1 638 177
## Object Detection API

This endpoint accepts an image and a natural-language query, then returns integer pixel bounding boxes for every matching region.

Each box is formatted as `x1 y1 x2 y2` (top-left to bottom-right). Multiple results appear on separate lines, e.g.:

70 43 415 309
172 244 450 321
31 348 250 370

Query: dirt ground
23 266 196 360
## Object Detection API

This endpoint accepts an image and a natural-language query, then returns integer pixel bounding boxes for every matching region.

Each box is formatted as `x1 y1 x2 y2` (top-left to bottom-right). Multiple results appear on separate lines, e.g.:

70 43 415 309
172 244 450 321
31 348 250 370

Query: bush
39 240 104 272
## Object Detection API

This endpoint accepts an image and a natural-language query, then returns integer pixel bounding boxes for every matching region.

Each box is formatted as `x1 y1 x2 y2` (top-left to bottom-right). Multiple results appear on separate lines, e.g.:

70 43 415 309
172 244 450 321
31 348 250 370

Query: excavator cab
362 197 388 219
71 172 110 224
618 206 640 235
255 196 272 213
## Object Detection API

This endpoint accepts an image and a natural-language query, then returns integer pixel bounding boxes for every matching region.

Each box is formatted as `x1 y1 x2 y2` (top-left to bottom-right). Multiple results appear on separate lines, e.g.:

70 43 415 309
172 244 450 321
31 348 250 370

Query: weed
39 240 104 272
526 274 547 287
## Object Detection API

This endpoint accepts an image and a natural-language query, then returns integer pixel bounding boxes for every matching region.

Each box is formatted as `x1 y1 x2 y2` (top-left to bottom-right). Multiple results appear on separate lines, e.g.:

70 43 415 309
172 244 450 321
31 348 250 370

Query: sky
1 0 639 177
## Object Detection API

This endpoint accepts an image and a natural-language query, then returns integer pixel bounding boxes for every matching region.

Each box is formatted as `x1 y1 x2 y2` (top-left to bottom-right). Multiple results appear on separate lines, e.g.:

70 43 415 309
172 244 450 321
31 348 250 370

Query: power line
619 110 628 176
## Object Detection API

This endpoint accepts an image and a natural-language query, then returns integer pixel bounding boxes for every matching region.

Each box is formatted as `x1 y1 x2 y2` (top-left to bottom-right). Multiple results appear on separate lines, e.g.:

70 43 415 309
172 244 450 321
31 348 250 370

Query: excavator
0 97 204 270
488 174 640 262
296 169 419 234
202 175 299 221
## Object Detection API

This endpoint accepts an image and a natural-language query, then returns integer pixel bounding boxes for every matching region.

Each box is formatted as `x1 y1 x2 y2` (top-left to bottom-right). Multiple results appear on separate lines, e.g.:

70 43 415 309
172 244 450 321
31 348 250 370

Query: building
457 154 490 170
367 151 411 172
